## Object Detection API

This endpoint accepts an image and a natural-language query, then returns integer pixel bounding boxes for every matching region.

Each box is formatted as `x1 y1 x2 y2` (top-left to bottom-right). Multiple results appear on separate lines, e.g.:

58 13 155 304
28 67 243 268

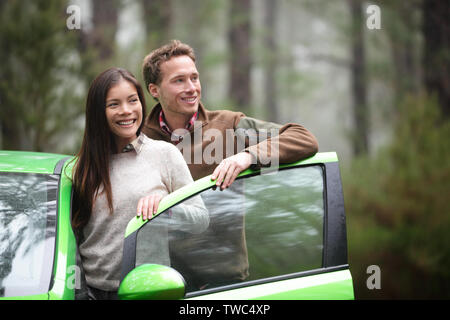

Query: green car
0 150 354 300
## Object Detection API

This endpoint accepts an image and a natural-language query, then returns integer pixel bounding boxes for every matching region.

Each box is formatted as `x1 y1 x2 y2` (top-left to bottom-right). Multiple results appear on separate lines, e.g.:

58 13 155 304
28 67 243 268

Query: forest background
0 0 448 299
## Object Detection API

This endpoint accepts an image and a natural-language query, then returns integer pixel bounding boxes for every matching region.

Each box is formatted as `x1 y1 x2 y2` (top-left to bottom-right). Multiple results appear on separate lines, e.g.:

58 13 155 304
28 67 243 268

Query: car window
135 165 324 294
0 172 58 297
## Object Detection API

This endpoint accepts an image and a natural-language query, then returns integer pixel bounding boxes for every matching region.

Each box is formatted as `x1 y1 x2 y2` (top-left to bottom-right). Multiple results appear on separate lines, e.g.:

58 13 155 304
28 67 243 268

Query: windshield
0 172 58 297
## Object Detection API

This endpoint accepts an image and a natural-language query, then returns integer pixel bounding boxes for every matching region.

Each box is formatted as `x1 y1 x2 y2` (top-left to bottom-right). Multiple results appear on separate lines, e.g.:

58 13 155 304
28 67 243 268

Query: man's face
149 55 201 119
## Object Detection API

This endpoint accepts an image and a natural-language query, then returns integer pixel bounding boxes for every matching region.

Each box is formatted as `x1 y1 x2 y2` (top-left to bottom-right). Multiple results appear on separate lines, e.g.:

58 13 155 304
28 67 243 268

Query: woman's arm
166 144 209 234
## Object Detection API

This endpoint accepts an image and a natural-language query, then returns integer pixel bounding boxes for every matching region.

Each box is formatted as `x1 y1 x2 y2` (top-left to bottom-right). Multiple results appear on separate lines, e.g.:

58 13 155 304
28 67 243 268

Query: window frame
120 153 349 297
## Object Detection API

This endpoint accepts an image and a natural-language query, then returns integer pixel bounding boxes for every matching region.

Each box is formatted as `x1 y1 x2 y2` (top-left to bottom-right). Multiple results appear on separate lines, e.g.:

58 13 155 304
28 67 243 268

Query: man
141 40 318 290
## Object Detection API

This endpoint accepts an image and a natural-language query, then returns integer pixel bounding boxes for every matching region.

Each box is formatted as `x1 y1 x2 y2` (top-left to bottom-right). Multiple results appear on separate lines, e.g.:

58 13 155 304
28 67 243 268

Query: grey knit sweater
79 135 208 291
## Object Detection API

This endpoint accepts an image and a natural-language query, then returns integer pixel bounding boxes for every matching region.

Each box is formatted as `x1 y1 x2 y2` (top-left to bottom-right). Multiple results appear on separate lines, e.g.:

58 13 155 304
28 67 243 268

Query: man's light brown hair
142 40 196 92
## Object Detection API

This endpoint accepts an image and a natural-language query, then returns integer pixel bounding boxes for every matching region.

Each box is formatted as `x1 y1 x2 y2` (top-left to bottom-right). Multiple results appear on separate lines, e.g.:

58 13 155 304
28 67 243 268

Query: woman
71 68 208 299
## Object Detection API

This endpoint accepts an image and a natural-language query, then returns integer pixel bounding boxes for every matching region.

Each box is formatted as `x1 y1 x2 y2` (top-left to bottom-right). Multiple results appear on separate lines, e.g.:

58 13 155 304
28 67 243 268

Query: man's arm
237 116 318 167
212 116 318 190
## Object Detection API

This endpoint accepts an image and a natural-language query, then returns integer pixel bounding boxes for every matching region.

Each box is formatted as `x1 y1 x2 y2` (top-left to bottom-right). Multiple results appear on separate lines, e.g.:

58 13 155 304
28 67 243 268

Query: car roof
0 150 73 174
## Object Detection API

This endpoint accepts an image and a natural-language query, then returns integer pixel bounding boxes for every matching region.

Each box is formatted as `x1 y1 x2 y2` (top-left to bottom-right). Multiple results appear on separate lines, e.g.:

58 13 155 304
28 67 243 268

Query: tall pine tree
0 0 85 152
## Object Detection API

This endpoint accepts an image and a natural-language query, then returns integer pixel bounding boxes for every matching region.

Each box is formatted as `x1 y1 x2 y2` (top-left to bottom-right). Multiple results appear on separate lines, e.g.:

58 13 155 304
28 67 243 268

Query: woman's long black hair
71 68 147 230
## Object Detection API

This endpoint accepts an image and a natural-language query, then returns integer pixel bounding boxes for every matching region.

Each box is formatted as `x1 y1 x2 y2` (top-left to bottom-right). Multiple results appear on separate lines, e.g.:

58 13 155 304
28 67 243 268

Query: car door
120 152 354 300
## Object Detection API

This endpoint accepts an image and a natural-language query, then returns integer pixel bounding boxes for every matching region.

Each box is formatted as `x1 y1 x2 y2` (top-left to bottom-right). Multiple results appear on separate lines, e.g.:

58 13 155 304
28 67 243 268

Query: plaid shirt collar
121 132 146 154
159 110 198 144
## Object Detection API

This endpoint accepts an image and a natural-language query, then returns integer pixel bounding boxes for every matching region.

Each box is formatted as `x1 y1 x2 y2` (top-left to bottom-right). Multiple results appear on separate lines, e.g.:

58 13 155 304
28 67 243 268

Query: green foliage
0 0 85 153
343 94 450 298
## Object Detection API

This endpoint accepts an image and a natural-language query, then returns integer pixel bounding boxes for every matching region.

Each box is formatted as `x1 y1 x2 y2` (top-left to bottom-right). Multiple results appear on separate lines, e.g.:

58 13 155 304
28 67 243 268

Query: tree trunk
423 0 450 118
90 0 119 60
141 0 172 48
382 0 422 107
349 0 369 156
0 121 22 150
228 0 252 113
263 0 279 123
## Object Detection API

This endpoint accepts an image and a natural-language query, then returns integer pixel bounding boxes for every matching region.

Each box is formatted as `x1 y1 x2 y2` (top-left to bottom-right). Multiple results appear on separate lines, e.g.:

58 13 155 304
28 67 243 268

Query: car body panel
187 269 354 300
48 164 77 300
0 150 69 174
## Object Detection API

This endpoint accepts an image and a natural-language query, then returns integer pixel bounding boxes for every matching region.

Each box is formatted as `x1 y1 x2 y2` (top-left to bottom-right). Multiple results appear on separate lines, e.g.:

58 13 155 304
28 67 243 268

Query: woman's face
105 79 143 152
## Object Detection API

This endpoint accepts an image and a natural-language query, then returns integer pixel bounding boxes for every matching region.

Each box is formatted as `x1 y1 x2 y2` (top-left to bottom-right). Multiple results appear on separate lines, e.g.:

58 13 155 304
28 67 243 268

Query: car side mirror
118 264 186 300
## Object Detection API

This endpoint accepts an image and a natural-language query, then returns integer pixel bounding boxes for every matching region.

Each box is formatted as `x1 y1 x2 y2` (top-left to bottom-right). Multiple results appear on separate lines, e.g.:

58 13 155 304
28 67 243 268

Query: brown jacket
143 103 318 180
142 102 318 289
